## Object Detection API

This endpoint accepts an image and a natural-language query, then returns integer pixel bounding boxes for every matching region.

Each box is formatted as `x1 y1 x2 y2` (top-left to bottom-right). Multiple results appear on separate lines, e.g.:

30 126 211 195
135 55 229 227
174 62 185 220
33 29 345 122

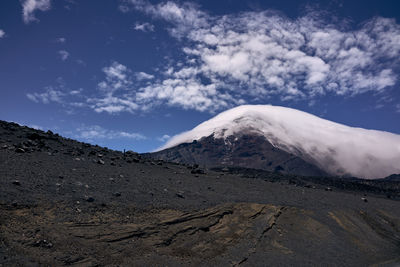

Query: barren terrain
1 120 399 266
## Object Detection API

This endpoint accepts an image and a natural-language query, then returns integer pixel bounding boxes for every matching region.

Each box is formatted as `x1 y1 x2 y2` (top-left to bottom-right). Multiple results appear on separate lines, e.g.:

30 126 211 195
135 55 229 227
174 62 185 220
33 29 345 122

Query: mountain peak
160 105 400 179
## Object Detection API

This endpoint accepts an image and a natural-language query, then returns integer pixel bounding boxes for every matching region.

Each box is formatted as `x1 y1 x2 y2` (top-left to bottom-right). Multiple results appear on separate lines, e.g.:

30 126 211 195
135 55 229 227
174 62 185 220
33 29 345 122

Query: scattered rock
176 191 185 198
191 168 205 174
113 192 121 197
32 239 53 248
15 148 25 153
97 159 105 165
12 180 21 186
361 197 368 202
86 197 95 202
27 132 44 140
325 187 332 191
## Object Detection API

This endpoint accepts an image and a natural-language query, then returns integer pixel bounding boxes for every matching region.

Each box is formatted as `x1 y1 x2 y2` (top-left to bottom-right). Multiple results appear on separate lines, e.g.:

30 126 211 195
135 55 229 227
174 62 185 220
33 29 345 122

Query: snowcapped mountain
156 105 400 179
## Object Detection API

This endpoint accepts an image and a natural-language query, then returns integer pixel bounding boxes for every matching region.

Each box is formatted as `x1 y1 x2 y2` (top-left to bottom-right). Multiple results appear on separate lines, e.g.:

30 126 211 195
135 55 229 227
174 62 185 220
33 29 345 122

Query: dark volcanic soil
1 120 400 266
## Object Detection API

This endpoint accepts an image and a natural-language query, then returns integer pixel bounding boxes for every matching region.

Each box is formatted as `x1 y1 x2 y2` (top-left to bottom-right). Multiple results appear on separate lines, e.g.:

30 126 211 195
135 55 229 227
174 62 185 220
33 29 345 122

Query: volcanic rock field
1 120 400 266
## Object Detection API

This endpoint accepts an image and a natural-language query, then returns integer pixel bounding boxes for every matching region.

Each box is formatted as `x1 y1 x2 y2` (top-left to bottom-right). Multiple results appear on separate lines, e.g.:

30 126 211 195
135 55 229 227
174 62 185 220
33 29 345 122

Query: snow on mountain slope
160 105 400 179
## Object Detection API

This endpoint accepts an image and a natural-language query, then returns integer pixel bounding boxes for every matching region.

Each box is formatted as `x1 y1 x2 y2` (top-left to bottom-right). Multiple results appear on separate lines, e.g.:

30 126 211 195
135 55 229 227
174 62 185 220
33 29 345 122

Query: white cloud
76 59 86 66
101 61 131 90
0 30 5 38
26 78 88 113
27 87 64 104
40 2 400 116
69 88 82 95
21 0 51 24
56 37 66 43
29 124 43 130
157 134 171 142
89 95 139 114
127 0 208 37
117 1 400 113
58 50 69 61
13 121 43 130
135 71 154 80
75 125 146 141
87 61 140 114
133 22 154 32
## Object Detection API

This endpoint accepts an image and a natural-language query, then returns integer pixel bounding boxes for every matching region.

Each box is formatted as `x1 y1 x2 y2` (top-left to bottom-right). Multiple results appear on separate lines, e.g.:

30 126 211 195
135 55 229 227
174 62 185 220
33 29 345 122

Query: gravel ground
0 120 399 266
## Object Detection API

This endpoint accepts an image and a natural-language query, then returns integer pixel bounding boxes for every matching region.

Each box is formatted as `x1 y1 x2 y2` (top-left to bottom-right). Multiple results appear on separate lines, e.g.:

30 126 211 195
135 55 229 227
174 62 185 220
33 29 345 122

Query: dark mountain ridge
147 133 329 177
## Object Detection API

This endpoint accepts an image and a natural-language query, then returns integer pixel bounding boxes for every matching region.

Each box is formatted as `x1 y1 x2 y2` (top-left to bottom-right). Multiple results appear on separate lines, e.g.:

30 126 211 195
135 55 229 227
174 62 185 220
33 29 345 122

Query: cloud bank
0 30 5 38
161 105 400 179
104 0 400 113
27 1 400 115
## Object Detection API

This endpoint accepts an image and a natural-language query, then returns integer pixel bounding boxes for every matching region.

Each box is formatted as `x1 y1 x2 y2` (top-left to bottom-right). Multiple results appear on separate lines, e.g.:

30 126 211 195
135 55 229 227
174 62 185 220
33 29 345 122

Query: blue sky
0 0 399 153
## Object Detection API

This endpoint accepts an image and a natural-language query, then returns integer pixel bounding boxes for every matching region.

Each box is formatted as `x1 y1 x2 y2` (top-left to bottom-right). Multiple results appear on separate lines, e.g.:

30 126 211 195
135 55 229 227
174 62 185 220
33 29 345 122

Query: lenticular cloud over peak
160 105 400 179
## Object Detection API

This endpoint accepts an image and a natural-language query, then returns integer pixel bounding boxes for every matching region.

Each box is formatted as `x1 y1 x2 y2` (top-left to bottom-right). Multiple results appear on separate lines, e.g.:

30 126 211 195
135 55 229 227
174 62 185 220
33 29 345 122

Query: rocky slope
157 105 400 179
1 120 400 266
148 133 328 176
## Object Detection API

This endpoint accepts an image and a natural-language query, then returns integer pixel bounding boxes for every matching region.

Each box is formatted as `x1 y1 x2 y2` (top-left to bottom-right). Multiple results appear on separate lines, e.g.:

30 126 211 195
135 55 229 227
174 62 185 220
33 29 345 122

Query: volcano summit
152 105 400 179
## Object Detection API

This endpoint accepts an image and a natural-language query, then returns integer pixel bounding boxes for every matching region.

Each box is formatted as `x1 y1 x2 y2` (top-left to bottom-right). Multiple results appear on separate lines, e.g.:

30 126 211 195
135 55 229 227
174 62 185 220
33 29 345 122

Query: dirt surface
1 120 400 266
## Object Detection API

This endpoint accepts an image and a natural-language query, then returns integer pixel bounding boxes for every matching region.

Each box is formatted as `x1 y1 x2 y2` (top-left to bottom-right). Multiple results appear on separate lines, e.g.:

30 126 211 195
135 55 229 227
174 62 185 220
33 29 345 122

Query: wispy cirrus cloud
21 0 51 24
74 125 146 141
27 87 64 104
26 77 87 115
